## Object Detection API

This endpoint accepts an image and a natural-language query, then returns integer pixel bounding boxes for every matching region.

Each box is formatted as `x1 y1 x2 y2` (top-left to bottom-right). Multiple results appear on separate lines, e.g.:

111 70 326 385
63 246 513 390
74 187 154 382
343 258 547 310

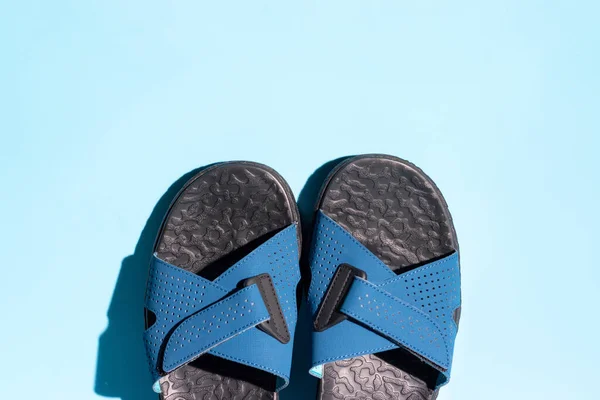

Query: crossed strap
308 212 461 388
143 224 300 392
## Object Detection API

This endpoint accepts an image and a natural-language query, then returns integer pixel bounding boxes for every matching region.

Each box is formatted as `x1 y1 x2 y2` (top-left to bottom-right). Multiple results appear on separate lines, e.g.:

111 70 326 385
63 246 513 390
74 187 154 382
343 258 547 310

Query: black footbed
146 161 301 400
313 155 459 400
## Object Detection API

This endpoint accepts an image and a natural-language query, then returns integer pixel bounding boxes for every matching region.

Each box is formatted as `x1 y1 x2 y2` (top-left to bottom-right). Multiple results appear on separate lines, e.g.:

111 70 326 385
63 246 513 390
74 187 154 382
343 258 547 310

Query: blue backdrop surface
1 1 599 400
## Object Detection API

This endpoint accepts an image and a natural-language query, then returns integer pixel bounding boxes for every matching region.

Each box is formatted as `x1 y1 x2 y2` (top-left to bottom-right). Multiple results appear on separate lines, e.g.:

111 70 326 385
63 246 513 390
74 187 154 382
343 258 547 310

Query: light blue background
1 1 599 399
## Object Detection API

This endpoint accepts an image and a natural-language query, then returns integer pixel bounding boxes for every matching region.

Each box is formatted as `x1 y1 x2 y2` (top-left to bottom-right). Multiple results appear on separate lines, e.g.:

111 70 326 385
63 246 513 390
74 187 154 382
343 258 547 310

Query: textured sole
147 161 300 400
315 155 459 400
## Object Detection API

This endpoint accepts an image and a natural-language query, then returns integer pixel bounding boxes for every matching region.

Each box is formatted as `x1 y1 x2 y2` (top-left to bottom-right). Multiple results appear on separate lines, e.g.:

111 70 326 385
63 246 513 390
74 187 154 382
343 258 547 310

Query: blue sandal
144 162 301 399
307 155 461 400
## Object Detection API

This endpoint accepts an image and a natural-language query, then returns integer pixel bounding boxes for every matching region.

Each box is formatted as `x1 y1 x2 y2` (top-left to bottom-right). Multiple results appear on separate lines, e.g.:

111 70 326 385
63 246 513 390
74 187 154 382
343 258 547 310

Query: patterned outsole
147 162 300 400
316 155 459 400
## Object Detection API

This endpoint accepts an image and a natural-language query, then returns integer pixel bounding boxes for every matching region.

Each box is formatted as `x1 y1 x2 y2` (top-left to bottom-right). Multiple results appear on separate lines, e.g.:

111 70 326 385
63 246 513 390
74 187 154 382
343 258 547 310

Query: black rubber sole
147 161 301 400
314 155 459 400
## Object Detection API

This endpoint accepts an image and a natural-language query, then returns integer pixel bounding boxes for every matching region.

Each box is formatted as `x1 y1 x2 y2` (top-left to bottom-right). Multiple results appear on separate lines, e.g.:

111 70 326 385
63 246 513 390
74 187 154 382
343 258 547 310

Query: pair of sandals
144 154 461 400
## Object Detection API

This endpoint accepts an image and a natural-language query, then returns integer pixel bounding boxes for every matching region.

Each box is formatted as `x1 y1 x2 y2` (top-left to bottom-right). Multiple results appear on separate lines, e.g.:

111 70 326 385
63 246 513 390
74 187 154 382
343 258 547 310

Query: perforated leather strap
144 255 230 381
340 276 450 371
144 223 301 393
163 284 270 371
308 212 460 388
147 266 290 374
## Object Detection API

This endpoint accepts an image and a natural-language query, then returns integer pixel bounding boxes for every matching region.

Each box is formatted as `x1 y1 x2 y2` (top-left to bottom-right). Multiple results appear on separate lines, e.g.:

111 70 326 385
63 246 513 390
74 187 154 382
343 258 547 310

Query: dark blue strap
143 256 229 381
340 277 451 370
163 284 270 371
144 223 300 392
308 212 460 388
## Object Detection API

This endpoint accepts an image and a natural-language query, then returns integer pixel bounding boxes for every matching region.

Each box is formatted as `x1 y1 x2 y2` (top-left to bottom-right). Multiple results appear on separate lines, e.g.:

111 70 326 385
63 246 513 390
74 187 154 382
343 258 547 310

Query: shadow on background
94 167 205 400
95 158 349 400
280 156 349 400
